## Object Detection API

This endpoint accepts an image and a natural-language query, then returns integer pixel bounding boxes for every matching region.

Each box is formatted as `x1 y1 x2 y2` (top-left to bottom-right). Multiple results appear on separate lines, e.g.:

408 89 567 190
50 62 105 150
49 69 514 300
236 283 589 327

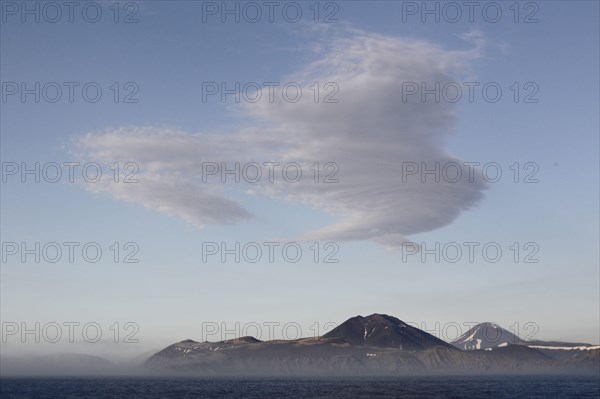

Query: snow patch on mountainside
528 345 600 351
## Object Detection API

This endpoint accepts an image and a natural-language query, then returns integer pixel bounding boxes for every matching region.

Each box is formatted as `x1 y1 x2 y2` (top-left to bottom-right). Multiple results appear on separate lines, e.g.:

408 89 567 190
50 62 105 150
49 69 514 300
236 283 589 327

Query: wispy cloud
73 30 487 247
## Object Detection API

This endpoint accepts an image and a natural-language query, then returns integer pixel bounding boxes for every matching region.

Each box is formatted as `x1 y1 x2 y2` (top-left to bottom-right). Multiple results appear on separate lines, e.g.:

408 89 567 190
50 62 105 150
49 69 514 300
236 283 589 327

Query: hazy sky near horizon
1 1 598 359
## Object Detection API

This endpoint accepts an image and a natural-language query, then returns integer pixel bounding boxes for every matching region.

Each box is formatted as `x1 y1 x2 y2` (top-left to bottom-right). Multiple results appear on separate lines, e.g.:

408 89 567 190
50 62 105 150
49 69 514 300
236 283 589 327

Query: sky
0 1 599 361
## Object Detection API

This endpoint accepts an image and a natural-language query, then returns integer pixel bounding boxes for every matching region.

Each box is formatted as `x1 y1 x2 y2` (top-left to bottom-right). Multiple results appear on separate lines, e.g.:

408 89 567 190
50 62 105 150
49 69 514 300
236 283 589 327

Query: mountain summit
322 313 453 350
451 322 523 350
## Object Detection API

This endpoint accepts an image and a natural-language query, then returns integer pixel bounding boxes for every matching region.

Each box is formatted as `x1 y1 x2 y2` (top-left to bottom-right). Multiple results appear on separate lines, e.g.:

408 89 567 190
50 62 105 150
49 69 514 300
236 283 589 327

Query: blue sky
1 1 598 359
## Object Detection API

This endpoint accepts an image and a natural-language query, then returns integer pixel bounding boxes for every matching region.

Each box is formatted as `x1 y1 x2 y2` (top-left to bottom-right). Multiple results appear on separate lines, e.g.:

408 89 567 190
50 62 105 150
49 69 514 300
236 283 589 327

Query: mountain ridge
144 313 599 375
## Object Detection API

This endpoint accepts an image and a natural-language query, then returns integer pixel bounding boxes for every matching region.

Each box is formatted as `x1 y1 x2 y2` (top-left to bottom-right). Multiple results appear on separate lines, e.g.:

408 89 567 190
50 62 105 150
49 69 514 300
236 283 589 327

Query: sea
1 376 599 398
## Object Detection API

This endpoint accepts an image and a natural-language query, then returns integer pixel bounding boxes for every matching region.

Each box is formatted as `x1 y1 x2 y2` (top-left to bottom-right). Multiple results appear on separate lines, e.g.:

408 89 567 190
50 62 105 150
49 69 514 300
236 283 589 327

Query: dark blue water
1 376 599 398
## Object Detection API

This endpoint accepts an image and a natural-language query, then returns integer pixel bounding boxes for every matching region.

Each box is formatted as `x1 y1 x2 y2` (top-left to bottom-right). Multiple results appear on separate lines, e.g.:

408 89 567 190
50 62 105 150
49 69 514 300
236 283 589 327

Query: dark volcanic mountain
145 313 599 376
322 314 453 350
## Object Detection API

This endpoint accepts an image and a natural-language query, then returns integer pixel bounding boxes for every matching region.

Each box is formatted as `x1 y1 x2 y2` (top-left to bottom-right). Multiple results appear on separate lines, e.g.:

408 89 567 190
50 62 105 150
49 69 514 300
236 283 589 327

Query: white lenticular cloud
74 30 487 248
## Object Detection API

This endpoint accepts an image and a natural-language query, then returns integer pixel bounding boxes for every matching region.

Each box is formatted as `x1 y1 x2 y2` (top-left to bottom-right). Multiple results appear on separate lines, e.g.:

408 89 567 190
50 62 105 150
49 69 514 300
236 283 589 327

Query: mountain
451 322 523 350
451 322 600 362
145 314 599 375
322 314 454 350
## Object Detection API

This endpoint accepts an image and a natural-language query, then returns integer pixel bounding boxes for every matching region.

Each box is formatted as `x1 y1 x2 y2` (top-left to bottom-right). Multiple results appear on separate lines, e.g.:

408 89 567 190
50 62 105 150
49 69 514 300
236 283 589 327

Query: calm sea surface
1 376 599 398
